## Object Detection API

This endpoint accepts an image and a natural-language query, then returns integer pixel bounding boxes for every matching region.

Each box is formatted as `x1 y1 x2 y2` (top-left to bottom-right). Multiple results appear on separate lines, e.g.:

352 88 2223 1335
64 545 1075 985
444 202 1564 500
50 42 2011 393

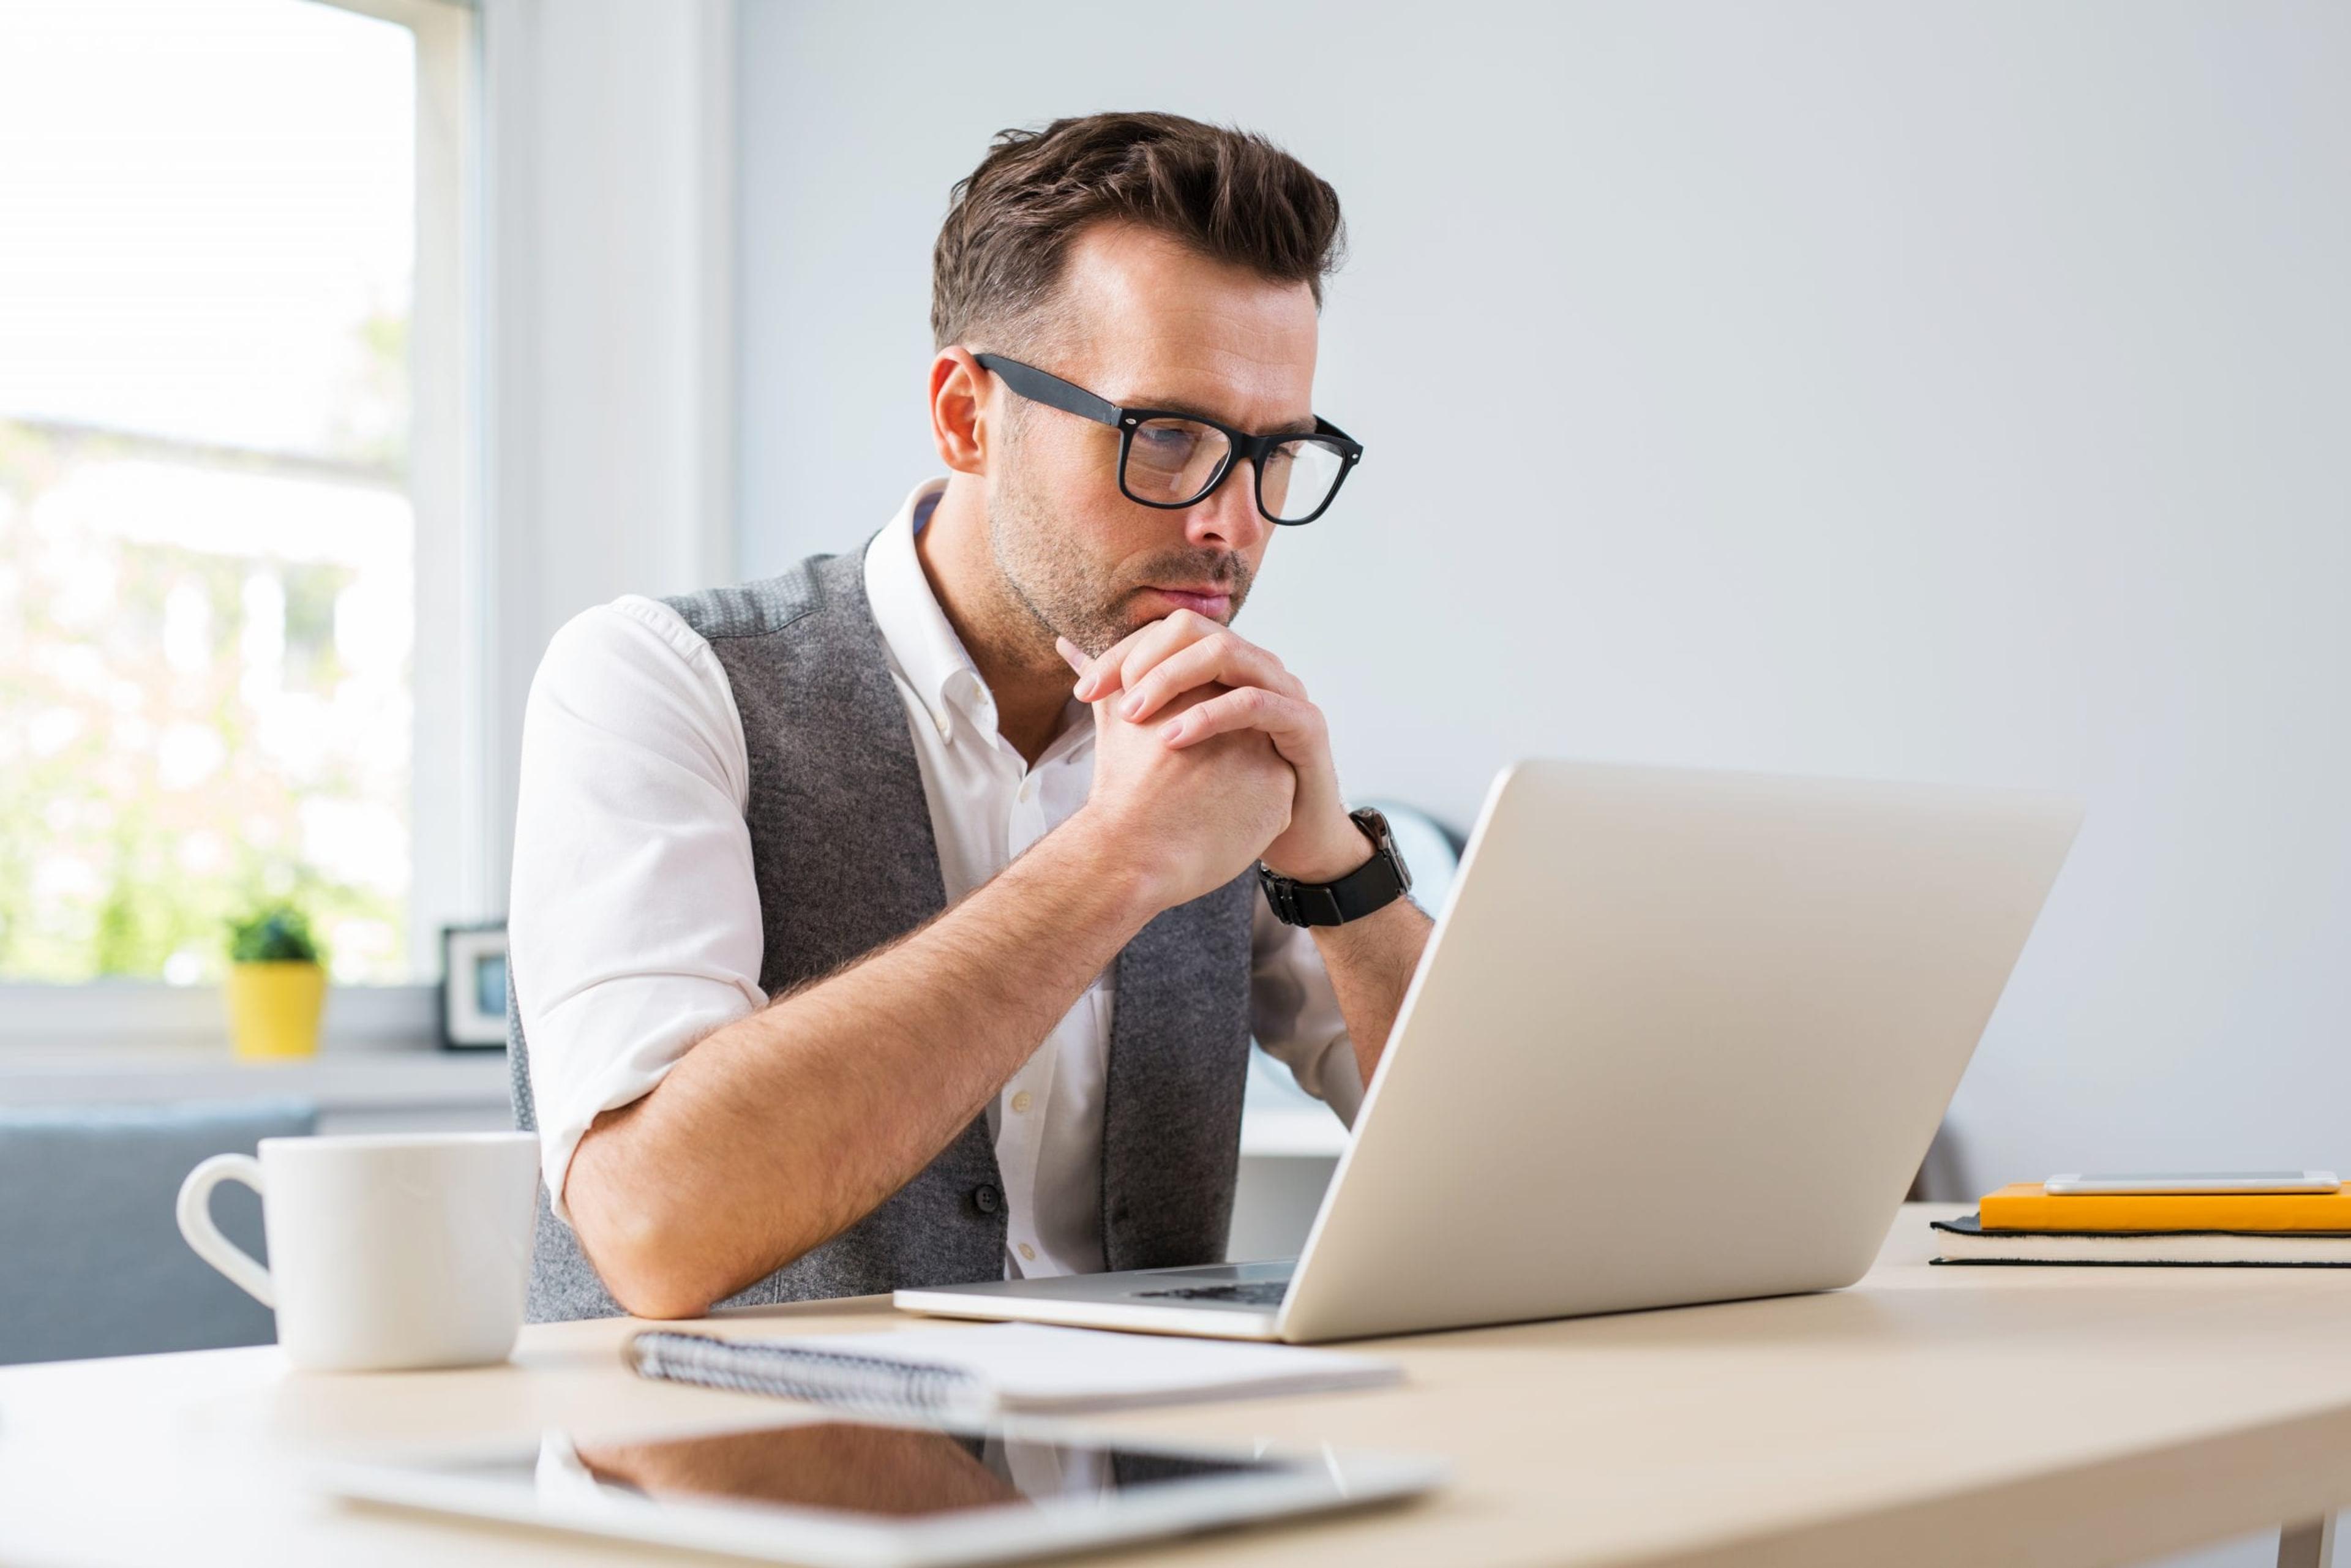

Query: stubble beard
987 443 1255 661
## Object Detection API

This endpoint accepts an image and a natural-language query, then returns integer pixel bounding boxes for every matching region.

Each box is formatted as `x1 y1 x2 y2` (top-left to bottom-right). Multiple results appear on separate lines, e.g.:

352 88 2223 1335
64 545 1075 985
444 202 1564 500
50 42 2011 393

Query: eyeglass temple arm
972 354 1122 428
1313 416 1361 451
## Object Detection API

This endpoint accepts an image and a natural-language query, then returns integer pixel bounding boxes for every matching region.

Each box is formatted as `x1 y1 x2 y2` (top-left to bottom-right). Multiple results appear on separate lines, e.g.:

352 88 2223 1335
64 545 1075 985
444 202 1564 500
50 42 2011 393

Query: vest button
972 1184 1002 1215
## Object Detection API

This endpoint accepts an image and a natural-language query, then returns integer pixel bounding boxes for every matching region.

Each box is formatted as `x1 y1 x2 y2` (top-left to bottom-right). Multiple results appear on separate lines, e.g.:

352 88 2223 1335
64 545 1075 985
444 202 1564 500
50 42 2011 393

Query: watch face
1348 809 1410 896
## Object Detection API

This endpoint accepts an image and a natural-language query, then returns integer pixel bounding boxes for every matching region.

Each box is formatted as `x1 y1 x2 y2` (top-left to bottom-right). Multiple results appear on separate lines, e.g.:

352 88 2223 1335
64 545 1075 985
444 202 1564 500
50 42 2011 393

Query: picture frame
440 923 509 1051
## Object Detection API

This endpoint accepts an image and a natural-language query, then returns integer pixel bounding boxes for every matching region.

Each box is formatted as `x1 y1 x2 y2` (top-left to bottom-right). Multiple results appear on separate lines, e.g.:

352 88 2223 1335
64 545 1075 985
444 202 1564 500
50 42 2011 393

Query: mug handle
176 1153 275 1307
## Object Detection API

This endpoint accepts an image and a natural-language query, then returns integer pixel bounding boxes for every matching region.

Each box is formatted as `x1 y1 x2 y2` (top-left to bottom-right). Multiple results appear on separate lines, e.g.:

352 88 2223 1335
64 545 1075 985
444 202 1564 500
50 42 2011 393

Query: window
0 0 475 997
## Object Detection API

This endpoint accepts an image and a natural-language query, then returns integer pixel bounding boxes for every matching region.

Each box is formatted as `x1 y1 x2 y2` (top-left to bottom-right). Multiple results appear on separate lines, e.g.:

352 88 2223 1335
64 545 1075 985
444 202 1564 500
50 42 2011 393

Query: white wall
735 0 2351 1227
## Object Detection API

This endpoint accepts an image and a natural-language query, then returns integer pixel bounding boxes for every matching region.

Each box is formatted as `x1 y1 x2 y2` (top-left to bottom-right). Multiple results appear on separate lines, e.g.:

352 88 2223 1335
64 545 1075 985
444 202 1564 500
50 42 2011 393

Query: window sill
0 981 497 1117
0 1049 1342 1153
0 983 1351 1156
0 980 441 1052
0 1043 511 1116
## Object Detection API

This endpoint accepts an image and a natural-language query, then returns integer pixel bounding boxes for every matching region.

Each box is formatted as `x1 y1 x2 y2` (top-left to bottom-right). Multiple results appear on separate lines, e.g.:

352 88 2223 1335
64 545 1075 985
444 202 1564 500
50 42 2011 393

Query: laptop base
895 1260 1297 1341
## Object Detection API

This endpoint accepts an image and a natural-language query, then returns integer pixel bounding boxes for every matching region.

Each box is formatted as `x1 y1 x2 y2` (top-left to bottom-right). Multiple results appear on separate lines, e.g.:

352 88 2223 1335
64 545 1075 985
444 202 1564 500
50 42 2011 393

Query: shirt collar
864 477 996 740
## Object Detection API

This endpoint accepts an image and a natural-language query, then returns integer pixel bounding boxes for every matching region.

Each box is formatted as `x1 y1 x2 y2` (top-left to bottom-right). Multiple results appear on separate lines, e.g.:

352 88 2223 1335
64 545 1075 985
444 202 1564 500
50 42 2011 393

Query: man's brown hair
931 111 1345 352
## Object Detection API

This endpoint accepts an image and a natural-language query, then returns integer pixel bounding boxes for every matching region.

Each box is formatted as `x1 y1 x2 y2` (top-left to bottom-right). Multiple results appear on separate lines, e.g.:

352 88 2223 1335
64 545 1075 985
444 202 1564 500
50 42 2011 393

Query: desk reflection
575 1422 1022 1518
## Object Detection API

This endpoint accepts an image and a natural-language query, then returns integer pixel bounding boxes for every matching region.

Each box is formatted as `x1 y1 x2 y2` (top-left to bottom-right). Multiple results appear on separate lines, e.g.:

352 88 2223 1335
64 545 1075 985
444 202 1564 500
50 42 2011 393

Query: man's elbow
607 1263 720 1322
564 1136 724 1319
576 1213 714 1316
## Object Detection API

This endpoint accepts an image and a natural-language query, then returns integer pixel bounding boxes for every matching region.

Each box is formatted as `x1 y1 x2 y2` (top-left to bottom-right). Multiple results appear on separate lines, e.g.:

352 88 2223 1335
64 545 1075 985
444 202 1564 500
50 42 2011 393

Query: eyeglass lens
1123 419 1231 506
1122 418 1349 522
1258 435 1349 522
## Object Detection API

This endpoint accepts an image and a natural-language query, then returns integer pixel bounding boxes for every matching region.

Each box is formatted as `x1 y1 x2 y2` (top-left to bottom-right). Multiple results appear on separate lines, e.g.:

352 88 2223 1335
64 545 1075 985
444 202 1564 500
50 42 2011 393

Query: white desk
7 1205 2351 1567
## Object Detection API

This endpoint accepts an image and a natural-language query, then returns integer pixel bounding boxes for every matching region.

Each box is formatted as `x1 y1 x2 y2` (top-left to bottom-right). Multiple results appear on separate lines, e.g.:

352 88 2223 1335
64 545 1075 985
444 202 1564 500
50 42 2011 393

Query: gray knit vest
508 546 1258 1321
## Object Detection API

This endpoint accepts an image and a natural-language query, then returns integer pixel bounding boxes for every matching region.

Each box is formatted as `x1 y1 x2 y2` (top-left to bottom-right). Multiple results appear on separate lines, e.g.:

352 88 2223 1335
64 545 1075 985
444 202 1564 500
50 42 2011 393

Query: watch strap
1258 808 1413 927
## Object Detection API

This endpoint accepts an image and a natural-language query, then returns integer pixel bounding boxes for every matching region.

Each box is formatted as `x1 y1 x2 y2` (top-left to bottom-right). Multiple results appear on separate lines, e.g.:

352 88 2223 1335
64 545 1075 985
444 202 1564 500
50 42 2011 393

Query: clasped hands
1054 611 1372 893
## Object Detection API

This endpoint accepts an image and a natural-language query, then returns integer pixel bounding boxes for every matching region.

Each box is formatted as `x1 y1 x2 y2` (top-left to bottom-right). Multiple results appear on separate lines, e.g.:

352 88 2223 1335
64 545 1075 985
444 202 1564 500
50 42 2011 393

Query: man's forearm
565 812 1163 1318
1310 898 1434 1090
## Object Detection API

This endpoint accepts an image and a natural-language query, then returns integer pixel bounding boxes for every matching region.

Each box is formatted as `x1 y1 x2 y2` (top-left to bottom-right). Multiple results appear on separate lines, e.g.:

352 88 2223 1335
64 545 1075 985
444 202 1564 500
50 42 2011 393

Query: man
508 112 1432 1322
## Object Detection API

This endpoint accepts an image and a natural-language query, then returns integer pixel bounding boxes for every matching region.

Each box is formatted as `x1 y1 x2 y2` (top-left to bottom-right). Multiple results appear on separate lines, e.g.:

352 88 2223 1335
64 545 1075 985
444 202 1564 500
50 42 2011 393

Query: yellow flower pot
225 961 328 1060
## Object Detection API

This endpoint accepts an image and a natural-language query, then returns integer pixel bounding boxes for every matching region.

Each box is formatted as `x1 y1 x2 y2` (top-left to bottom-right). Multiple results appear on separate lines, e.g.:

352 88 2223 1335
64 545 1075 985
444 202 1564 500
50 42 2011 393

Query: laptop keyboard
1134 1280 1290 1307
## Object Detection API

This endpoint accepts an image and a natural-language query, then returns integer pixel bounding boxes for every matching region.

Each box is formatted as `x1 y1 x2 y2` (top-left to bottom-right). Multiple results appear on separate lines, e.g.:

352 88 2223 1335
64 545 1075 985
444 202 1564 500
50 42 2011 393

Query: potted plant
225 904 328 1060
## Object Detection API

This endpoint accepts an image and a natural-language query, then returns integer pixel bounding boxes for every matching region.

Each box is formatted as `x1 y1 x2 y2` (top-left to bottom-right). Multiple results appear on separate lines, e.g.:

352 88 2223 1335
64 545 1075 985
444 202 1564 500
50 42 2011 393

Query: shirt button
972 1184 1001 1215
1010 1090 1033 1115
1018 1242 1036 1262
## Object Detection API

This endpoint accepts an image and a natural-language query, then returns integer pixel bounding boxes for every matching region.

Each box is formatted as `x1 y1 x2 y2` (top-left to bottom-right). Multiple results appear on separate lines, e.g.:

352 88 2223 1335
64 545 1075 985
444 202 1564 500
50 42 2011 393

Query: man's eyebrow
1131 395 1319 438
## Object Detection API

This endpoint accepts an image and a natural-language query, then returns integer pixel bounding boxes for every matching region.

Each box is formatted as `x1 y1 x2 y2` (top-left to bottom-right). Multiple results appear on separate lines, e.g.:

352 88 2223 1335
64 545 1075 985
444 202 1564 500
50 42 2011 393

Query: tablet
315 1410 1444 1567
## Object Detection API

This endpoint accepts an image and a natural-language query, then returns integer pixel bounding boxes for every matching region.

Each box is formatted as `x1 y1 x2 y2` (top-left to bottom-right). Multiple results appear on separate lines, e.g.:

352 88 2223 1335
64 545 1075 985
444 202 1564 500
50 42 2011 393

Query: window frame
0 0 484 1048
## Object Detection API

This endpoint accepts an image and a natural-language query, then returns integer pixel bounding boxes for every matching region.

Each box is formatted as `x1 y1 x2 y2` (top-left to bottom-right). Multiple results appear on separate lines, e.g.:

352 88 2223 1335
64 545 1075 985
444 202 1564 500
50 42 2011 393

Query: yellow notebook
1979 1184 2351 1233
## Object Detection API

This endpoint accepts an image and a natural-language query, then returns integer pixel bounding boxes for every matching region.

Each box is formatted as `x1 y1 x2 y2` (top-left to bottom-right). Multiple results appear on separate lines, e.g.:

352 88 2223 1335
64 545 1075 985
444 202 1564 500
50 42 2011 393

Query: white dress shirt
511 478 1363 1280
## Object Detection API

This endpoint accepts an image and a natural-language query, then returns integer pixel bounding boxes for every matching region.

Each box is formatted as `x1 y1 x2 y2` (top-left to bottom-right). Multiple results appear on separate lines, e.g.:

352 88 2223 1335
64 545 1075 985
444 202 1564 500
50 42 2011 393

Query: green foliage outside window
0 420 411 983
0 0 424 989
228 904 324 966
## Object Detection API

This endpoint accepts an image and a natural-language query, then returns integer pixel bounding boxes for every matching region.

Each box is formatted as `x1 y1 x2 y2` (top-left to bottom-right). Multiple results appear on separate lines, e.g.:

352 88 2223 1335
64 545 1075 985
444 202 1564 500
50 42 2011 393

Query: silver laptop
896 759 2082 1343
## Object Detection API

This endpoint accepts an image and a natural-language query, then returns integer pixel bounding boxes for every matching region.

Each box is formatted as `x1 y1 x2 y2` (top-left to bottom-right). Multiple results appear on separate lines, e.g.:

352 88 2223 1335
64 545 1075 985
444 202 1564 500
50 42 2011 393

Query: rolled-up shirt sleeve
1248 895 1365 1126
509 596 763 1225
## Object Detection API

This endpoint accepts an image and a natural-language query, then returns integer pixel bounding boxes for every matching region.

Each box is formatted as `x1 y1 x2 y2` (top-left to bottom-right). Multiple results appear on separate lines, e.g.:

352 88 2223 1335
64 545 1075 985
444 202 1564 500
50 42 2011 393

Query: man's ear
928 348 992 477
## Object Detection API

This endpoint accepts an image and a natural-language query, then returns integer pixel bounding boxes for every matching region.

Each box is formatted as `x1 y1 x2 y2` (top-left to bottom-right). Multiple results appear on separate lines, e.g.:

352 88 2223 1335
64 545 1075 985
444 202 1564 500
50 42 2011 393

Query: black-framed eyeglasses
973 353 1362 526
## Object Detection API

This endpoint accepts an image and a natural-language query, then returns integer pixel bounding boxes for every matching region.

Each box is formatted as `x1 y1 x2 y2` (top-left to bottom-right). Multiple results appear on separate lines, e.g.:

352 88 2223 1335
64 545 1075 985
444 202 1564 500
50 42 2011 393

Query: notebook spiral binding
627 1331 989 1416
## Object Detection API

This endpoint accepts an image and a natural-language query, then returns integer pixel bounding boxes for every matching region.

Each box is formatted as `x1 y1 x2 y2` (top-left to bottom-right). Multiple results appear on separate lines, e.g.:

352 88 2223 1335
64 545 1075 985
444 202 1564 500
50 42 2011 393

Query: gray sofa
0 1098 317 1365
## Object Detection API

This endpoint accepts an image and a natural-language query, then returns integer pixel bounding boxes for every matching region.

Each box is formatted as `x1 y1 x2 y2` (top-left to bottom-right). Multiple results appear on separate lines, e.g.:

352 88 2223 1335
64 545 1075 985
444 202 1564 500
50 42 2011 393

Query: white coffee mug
176 1131 540 1372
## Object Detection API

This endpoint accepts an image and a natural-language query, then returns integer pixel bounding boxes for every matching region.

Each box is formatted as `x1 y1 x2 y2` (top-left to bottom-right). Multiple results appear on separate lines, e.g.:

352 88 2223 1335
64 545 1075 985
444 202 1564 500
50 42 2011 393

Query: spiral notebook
626 1322 1401 1418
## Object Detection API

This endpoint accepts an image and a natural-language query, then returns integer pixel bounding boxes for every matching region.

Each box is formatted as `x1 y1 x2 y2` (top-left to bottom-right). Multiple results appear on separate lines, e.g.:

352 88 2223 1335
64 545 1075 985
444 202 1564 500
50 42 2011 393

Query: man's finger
1091 612 1223 703
1168 686 1331 773
1121 634 1297 724
1072 623 1156 701
1053 635 1088 676
1161 685 1288 748
1093 618 1190 701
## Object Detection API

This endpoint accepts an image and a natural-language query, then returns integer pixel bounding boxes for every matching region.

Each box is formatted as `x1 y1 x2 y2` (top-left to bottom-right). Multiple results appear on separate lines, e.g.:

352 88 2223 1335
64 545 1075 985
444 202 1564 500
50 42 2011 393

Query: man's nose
1183 459 1270 555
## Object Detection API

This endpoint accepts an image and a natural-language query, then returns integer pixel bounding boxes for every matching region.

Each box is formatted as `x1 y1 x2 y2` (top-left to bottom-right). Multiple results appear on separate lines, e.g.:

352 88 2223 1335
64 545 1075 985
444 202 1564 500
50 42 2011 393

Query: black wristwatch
1258 807 1413 927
